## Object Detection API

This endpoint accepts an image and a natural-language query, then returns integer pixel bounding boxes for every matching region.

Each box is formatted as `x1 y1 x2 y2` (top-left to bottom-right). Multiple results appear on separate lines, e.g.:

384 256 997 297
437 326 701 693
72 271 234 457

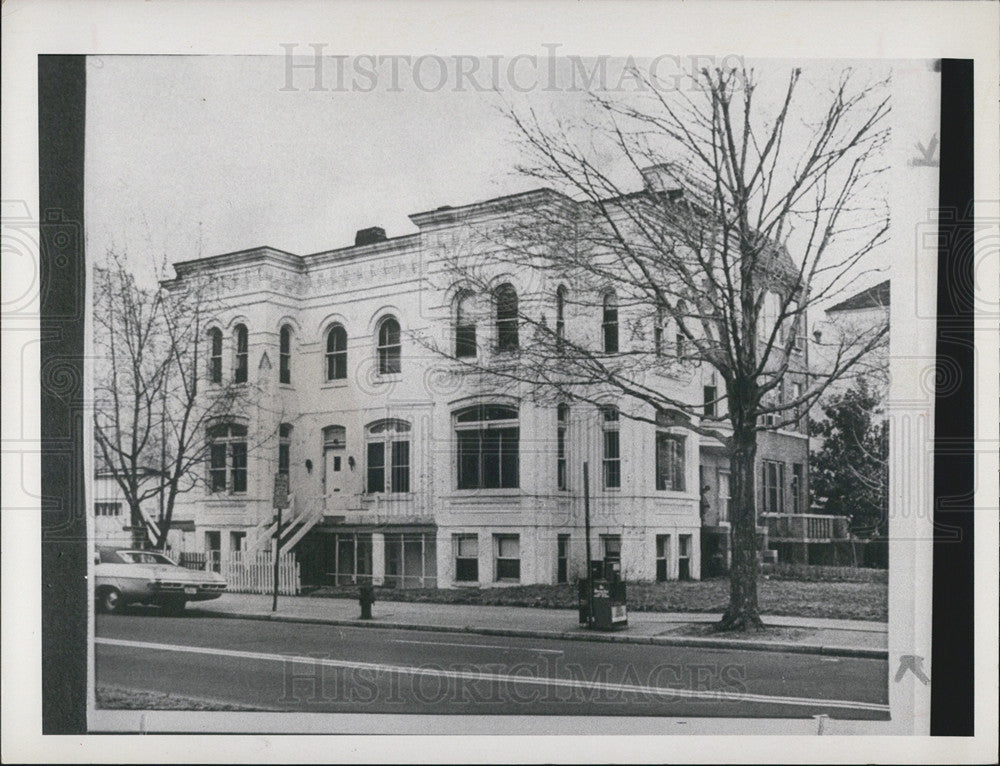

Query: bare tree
420 65 890 631
93 252 267 550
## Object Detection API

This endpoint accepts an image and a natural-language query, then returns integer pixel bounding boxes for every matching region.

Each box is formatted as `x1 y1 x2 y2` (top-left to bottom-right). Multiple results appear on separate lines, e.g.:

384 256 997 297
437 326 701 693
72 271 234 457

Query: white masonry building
162 183 809 588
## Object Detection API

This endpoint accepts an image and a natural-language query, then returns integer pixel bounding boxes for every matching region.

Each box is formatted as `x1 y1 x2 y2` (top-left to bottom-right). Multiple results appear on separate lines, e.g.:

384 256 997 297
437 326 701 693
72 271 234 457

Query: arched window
365 419 411 493
279 325 292 384
494 283 518 352
555 285 567 351
454 404 519 489
557 403 569 491
233 324 248 383
325 324 347 380
455 292 477 358
377 316 401 374
601 405 621 489
208 327 223 383
602 292 619 353
207 422 248 493
278 423 292 476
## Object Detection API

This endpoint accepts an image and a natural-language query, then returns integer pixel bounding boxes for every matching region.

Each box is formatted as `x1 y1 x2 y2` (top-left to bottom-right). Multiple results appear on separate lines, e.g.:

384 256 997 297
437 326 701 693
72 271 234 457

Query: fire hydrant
358 584 375 620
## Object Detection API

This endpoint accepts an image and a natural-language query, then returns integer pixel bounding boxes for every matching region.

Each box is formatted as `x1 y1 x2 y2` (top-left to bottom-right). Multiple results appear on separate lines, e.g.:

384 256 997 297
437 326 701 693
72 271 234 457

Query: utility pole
583 461 593 627
272 473 289 612
272 505 282 612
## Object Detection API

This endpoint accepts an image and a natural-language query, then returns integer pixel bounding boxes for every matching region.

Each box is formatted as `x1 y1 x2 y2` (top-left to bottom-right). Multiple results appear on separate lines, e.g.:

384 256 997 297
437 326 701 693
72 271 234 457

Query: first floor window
455 404 519 490
366 419 411 493
454 534 478 582
601 534 622 563
791 463 804 513
494 534 520 581
207 422 248 493
602 406 621 489
678 534 692 580
718 469 732 521
655 432 685 491
762 460 784 514
557 534 570 584
95 502 122 517
656 534 670 581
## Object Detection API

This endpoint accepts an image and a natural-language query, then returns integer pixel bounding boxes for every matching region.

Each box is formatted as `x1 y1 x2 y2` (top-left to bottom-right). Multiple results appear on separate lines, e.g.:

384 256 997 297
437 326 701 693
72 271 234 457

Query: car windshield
120 552 175 565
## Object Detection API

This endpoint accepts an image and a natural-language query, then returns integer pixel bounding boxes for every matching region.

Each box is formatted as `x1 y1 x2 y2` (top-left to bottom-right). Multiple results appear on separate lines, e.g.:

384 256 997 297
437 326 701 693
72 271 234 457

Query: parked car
94 547 227 614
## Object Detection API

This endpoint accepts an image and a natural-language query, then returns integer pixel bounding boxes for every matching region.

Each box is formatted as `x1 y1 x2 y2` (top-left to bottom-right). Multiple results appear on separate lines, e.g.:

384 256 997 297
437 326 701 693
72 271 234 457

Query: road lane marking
95 637 889 713
389 638 562 655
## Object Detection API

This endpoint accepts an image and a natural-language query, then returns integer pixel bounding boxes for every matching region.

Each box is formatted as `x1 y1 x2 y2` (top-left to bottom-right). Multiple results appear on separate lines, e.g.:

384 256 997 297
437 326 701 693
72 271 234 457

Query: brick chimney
355 226 387 246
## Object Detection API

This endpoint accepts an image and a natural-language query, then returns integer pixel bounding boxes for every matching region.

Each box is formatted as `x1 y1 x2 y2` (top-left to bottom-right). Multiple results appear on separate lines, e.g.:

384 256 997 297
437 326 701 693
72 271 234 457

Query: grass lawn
310 577 887 622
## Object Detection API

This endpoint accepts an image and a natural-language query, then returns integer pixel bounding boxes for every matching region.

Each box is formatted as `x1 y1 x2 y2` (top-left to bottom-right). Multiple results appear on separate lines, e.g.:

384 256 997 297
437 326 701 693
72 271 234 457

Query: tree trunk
718 426 765 631
129 501 147 549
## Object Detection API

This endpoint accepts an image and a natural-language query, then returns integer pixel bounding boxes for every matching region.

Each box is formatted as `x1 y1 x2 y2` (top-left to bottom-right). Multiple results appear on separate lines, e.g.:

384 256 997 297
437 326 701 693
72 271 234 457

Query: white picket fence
220 551 301 596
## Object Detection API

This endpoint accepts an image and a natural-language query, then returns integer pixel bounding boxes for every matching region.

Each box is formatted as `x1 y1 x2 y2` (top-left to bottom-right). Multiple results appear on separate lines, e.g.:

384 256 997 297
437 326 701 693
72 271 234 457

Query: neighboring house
93 468 162 548
162 180 812 587
773 279 890 565
812 279 890 399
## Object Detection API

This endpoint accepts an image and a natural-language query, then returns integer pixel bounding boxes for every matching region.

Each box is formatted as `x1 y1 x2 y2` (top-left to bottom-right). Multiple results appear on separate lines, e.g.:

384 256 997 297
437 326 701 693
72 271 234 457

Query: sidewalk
187 592 888 659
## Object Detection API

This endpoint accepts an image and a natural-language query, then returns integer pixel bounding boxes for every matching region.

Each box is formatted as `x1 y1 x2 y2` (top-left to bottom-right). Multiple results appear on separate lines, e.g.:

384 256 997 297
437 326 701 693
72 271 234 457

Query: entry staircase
245 494 324 555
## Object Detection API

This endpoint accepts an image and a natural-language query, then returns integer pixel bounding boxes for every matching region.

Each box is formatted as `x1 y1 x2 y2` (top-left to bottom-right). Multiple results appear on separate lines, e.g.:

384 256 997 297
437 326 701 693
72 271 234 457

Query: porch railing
762 513 850 541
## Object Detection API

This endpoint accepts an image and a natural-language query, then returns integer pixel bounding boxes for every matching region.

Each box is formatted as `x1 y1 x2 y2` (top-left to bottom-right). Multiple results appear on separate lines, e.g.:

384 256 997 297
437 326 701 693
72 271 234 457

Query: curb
190 608 888 660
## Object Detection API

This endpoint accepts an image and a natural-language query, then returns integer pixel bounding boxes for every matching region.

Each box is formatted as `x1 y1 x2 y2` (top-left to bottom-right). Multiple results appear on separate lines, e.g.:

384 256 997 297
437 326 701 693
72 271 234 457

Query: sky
85 54 905 307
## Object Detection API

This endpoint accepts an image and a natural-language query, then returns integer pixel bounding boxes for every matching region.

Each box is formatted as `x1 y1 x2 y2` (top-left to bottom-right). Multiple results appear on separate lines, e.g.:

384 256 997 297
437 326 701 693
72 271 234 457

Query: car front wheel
97 587 122 614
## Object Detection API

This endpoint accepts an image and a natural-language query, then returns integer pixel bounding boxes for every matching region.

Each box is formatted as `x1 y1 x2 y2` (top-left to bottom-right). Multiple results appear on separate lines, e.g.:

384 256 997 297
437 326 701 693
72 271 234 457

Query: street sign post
272 474 290 612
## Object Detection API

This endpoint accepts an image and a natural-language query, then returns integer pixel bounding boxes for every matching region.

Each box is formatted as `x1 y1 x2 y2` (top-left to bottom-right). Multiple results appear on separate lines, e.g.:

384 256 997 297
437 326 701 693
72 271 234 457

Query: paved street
96 613 888 719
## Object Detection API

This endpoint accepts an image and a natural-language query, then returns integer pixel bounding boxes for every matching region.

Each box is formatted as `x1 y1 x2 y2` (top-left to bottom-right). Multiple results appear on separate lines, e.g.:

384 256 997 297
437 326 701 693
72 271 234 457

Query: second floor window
602 406 621 489
377 316 401 374
455 404 519 489
366 419 410 493
703 384 717 417
233 324 248 383
602 292 618 353
655 432 685 491
495 283 518 352
279 325 292 384
557 403 569 491
207 422 248 494
326 324 347 380
555 285 567 351
208 327 223 383
455 293 477 358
